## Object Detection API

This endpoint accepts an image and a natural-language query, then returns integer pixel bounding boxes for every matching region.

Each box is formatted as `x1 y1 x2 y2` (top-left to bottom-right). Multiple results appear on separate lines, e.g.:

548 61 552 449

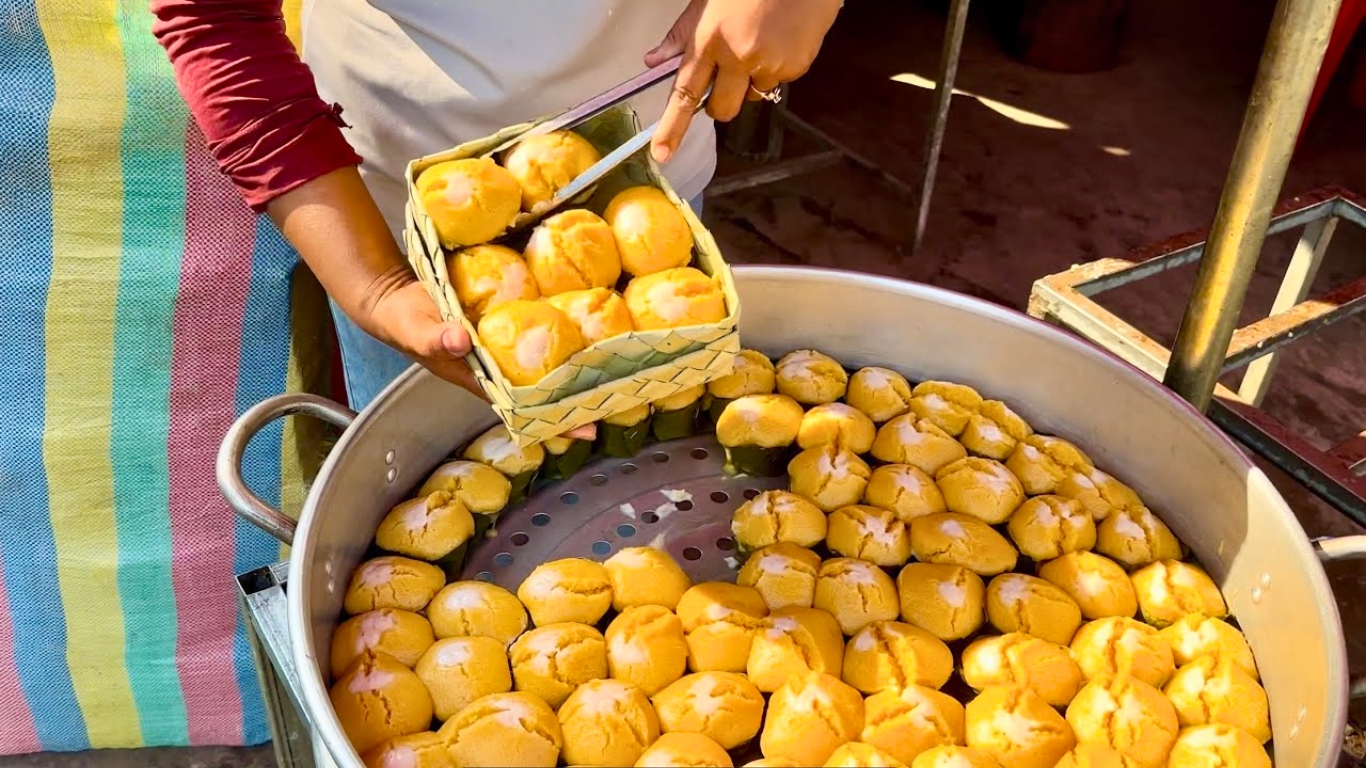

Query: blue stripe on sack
231 217 299 744
0 1 90 750
111 0 192 745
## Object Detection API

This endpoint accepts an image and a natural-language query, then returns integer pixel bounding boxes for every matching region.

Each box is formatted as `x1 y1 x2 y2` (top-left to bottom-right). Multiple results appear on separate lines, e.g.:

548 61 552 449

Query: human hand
269 168 597 439
364 279 599 441
646 0 844 163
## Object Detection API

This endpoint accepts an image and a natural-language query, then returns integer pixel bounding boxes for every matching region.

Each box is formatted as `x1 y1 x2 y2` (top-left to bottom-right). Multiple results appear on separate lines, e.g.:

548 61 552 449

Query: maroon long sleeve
151 0 364 211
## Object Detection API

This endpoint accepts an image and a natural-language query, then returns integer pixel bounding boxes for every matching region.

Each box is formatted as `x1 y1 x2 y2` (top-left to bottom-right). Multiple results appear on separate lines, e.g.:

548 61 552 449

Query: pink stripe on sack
166 127 251 744
0 562 41 753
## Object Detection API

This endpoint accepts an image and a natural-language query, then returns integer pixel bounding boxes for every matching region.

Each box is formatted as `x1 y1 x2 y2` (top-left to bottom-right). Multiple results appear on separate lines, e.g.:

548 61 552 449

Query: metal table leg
240 563 327 768
1161 0 1345 411
910 0 973 253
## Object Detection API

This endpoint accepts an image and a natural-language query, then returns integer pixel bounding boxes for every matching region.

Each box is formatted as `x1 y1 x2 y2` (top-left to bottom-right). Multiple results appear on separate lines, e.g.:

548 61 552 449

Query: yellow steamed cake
959 399 1033 461
508 622 608 709
545 287 635 346
960 632 1083 707
374 491 475 561
331 609 435 679
557 678 660 767
984 572 1083 646
439 691 563 768
603 185 694 277
1069 616 1175 687
798 402 877 453
1006 495 1097 561
813 557 900 635
415 636 512 721
517 557 614 627
426 580 528 646
737 542 822 610
416 460 512 515
635 732 734 767
1037 551 1138 620
415 157 521 248
788 443 872 512
1066 675 1179 768
344 556 445 615
871 415 968 475
652 670 764 749
604 605 689 696
450 244 540 324
1130 559 1228 627
477 300 586 387
502 130 602 211
842 620 954 694
908 380 984 436
747 606 845 692
775 350 849 405
909 513 1018 576
760 672 866 765
603 546 692 611
896 562 986 641
675 582 769 672
964 685 1075 768
825 504 913 566
624 267 727 330
361 732 454 768
846 366 914 422
934 457 1025 524
862 685 966 765
331 651 435 755
1005 434 1093 495
731 490 827 550
864 463 947 522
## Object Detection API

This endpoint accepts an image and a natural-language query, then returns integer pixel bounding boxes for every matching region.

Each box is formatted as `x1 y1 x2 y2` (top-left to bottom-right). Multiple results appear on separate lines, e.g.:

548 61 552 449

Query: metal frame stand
1028 187 1366 526
709 0 972 254
240 564 332 768
1027 0 1355 520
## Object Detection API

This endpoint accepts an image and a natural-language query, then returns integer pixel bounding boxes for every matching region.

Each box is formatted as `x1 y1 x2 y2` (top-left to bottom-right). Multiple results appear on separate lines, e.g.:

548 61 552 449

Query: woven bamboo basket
405 104 741 447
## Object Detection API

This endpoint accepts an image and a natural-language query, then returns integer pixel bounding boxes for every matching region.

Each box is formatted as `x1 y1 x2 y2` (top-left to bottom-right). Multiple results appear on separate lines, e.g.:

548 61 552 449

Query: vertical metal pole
1162 0 1343 411
909 0 973 253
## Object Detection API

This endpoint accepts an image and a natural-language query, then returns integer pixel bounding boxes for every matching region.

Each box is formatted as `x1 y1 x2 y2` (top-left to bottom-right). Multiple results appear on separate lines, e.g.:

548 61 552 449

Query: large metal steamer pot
221 266 1364 768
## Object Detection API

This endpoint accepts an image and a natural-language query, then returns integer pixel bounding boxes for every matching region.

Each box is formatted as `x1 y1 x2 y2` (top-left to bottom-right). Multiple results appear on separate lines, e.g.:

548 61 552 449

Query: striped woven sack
0 0 329 754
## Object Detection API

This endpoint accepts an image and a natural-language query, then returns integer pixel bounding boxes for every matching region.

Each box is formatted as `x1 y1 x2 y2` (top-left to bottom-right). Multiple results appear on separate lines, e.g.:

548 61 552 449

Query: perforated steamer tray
460 435 789 590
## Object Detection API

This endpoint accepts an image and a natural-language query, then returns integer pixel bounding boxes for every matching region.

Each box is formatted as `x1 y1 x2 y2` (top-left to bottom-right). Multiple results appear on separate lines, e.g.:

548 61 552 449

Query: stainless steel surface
1317 536 1366 562
240 563 317 768
1028 188 1366 528
484 54 683 158
217 394 357 545
1162 0 1344 411
465 435 786 590
910 0 971 253
227 266 1351 768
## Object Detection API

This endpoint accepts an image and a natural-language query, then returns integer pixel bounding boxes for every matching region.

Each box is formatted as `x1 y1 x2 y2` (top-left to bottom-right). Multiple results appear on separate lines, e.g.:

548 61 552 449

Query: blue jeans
332 194 706 409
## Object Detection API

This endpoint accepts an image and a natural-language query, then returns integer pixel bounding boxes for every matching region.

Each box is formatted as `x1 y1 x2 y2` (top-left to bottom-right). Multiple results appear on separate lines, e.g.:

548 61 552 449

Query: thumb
645 0 703 68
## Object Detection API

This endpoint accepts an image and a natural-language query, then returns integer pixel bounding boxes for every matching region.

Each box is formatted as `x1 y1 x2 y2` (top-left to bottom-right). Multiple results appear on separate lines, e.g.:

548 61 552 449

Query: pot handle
217 393 358 545
1313 535 1366 562
1313 536 1366 700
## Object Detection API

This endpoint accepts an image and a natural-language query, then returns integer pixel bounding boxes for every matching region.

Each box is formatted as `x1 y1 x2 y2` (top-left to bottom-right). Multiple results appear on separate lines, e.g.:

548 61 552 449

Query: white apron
300 0 719 244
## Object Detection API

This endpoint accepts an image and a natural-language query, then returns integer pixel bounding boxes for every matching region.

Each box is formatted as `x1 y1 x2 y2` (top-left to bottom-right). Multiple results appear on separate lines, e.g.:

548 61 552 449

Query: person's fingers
425 357 488 400
652 51 715 164
644 0 704 68
746 73 782 102
707 66 752 122
563 423 598 441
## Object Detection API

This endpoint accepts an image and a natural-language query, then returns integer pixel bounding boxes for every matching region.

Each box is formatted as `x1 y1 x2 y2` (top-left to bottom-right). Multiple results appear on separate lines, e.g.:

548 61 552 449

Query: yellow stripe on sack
282 0 303 52
34 0 142 747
